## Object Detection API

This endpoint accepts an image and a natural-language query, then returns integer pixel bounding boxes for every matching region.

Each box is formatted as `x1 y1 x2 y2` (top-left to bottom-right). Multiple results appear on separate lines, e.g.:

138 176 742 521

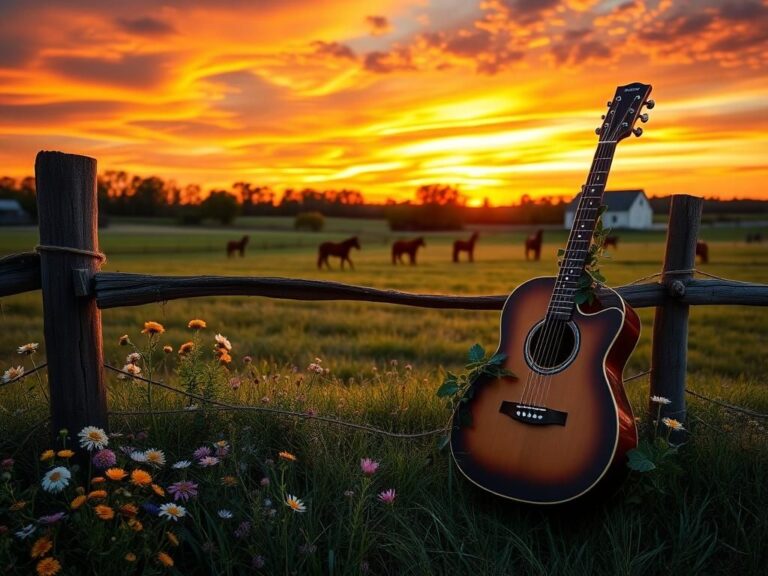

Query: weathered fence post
36 151 107 437
649 194 703 442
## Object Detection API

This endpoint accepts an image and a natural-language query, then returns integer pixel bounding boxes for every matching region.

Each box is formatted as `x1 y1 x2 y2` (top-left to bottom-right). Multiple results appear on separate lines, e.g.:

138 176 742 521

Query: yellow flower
70 495 87 510
167 531 180 547
56 450 74 459
94 504 115 520
278 451 297 462
157 551 174 567
662 417 685 431
151 483 165 497
178 341 195 355
87 489 107 500
40 450 55 462
142 321 165 335
9 500 26 511
36 557 62 576
188 319 207 329
120 503 139 517
130 469 152 487
163 345 173 354
128 518 143 532
125 553 137 562
105 468 127 481
220 475 238 487
30 536 53 559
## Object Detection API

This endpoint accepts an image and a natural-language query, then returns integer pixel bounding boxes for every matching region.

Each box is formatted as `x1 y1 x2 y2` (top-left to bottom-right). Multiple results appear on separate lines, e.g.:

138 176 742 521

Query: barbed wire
104 363 449 439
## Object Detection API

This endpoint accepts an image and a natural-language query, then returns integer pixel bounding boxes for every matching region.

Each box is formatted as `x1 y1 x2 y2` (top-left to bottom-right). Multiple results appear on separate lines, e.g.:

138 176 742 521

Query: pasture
1 217 767 575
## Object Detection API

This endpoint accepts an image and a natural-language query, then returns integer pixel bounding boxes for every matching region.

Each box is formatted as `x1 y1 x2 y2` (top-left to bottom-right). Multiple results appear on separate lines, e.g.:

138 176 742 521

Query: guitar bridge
499 401 568 426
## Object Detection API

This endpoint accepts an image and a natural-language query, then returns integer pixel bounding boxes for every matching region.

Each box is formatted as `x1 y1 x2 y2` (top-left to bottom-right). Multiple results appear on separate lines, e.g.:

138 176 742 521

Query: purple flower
168 480 199 502
120 446 136 456
92 449 117 469
38 512 67 525
360 458 380 476
251 555 266 569
377 488 396 505
1 458 14 471
193 446 212 460
141 503 160 516
234 520 251 539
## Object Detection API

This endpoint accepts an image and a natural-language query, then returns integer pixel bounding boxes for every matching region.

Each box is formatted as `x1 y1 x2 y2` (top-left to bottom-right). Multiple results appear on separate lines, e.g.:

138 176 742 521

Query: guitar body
450 277 640 504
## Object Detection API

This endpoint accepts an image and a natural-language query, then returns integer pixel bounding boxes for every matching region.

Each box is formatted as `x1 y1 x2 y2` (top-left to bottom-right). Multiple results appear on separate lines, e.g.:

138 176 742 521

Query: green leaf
437 434 451 451
556 248 565 257
467 343 485 364
436 380 460 398
574 291 590 305
627 449 657 472
487 352 507 366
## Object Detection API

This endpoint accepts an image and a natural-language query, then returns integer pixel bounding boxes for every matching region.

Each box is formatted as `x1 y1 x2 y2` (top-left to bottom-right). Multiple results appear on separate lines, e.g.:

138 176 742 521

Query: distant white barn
564 189 652 230
0 199 31 225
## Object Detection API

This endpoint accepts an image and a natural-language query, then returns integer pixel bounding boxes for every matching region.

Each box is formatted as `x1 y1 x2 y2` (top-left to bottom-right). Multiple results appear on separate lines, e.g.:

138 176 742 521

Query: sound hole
524 319 579 375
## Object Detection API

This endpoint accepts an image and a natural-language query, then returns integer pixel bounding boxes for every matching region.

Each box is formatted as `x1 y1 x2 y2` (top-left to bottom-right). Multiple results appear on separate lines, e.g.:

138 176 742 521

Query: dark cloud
719 0 768 21
366 15 390 35
116 16 175 36
500 0 559 22
551 29 612 65
311 41 356 60
0 101 126 126
363 49 414 74
445 30 493 57
44 53 170 89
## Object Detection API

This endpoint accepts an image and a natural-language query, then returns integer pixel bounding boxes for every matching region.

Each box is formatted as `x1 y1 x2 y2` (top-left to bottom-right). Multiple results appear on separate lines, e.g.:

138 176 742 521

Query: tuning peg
644 99 655 109
639 113 649 123
601 114 606 119
632 127 643 137
607 100 612 107
595 127 602 135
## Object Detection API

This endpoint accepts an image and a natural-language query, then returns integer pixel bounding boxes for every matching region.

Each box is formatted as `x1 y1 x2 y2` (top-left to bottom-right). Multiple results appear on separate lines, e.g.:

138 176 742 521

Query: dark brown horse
604 235 619 249
453 232 479 263
226 235 249 257
524 230 543 261
746 233 763 243
392 237 425 265
318 236 361 270
696 241 709 264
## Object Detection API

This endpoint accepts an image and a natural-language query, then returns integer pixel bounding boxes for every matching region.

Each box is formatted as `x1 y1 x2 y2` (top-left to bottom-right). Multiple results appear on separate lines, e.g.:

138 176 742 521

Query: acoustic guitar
450 82 654 504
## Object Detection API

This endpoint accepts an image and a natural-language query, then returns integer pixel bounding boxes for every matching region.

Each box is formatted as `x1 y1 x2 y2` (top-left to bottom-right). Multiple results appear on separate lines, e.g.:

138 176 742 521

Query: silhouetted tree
202 190 240 225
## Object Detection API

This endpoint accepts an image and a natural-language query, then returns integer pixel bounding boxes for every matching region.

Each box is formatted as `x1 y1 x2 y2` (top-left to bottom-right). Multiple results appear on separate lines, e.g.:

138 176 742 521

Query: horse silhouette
604 235 619 249
226 235 249 257
524 230 543 261
746 233 763 243
317 236 361 270
696 241 709 264
453 232 479 263
392 237 425 265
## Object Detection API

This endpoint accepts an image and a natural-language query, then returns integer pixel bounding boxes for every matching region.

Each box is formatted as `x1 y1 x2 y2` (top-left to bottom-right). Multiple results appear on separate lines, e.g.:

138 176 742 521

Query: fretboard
547 141 617 321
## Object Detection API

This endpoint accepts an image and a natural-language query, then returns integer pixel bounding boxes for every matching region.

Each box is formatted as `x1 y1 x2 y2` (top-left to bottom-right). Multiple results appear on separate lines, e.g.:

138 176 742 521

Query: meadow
0 217 767 575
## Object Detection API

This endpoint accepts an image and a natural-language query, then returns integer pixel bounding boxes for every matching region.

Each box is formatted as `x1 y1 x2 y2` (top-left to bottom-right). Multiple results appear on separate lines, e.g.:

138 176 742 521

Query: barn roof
564 189 645 213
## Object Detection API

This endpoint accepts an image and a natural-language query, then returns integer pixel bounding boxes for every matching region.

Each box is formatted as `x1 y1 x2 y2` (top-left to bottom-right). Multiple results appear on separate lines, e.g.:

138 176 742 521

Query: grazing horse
317 236 361 270
524 229 543 261
746 233 763 243
604 235 619 249
392 237 426 265
453 232 479 263
226 235 249 257
696 241 709 264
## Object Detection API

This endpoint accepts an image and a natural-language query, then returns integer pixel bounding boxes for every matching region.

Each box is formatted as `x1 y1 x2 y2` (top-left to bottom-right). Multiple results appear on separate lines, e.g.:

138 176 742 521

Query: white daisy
144 448 166 468
214 333 232 351
15 524 36 539
2 366 24 383
41 466 71 493
172 460 192 469
130 451 148 463
77 426 109 451
126 352 141 364
158 502 187 521
17 343 39 355
284 494 307 513
217 509 233 519
650 396 672 405
117 363 142 380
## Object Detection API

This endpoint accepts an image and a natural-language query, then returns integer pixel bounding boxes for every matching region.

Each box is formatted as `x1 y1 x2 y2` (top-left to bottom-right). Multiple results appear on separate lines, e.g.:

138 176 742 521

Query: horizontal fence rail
2 255 768 309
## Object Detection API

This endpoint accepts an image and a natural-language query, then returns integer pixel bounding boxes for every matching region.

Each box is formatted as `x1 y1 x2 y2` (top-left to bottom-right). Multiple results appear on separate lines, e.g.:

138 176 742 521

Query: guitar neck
547 141 618 321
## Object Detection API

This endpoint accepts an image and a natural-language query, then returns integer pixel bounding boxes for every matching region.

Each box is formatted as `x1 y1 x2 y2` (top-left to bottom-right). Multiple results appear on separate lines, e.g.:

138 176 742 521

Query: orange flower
70 495 87 510
119 503 139 517
125 553 137 562
30 536 52 559
56 450 74 459
278 451 297 462
151 483 165 497
127 518 143 532
40 450 54 462
36 557 61 576
142 321 165 335
9 500 26 511
188 319 207 329
157 551 174 567
130 469 152 487
87 489 107 500
94 504 115 520
218 351 232 365
105 468 127 481
167 531 180 547
178 342 195 355
91 477 105 484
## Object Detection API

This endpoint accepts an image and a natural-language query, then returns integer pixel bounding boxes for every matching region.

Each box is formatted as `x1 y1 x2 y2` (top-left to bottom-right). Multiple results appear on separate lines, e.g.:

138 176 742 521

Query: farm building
564 189 653 230
0 199 32 225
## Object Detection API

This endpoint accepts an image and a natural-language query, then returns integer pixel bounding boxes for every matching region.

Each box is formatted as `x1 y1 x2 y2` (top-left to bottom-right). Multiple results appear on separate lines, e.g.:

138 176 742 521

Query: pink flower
198 456 220 467
377 488 396 505
360 458 379 476
193 446 212 460
168 480 199 502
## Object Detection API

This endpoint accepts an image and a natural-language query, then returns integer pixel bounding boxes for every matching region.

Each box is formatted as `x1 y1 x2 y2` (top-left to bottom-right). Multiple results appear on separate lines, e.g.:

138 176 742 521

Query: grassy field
0 218 767 574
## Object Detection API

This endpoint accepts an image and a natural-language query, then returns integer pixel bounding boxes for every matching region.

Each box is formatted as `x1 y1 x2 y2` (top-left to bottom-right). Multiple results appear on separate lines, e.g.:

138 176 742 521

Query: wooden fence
2 151 768 441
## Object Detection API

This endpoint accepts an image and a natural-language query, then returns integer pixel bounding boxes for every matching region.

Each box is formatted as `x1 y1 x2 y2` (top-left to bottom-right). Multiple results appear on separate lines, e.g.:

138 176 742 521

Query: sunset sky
0 0 766 204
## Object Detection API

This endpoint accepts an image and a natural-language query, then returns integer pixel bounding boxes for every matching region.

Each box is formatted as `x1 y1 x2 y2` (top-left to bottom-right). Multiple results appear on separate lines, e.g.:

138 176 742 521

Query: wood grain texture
36 151 108 435
0 252 40 297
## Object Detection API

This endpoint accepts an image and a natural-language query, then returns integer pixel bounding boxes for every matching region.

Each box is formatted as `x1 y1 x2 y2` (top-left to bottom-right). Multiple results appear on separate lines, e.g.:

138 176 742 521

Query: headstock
595 82 654 142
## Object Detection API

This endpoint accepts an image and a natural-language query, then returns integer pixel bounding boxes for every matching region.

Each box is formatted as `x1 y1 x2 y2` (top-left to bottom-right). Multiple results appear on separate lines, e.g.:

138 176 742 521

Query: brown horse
696 241 709 264
226 235 249 257
524 230 543 261
392 237 425 265
453 232 479 263
317 236 361 270
604 235 619 249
